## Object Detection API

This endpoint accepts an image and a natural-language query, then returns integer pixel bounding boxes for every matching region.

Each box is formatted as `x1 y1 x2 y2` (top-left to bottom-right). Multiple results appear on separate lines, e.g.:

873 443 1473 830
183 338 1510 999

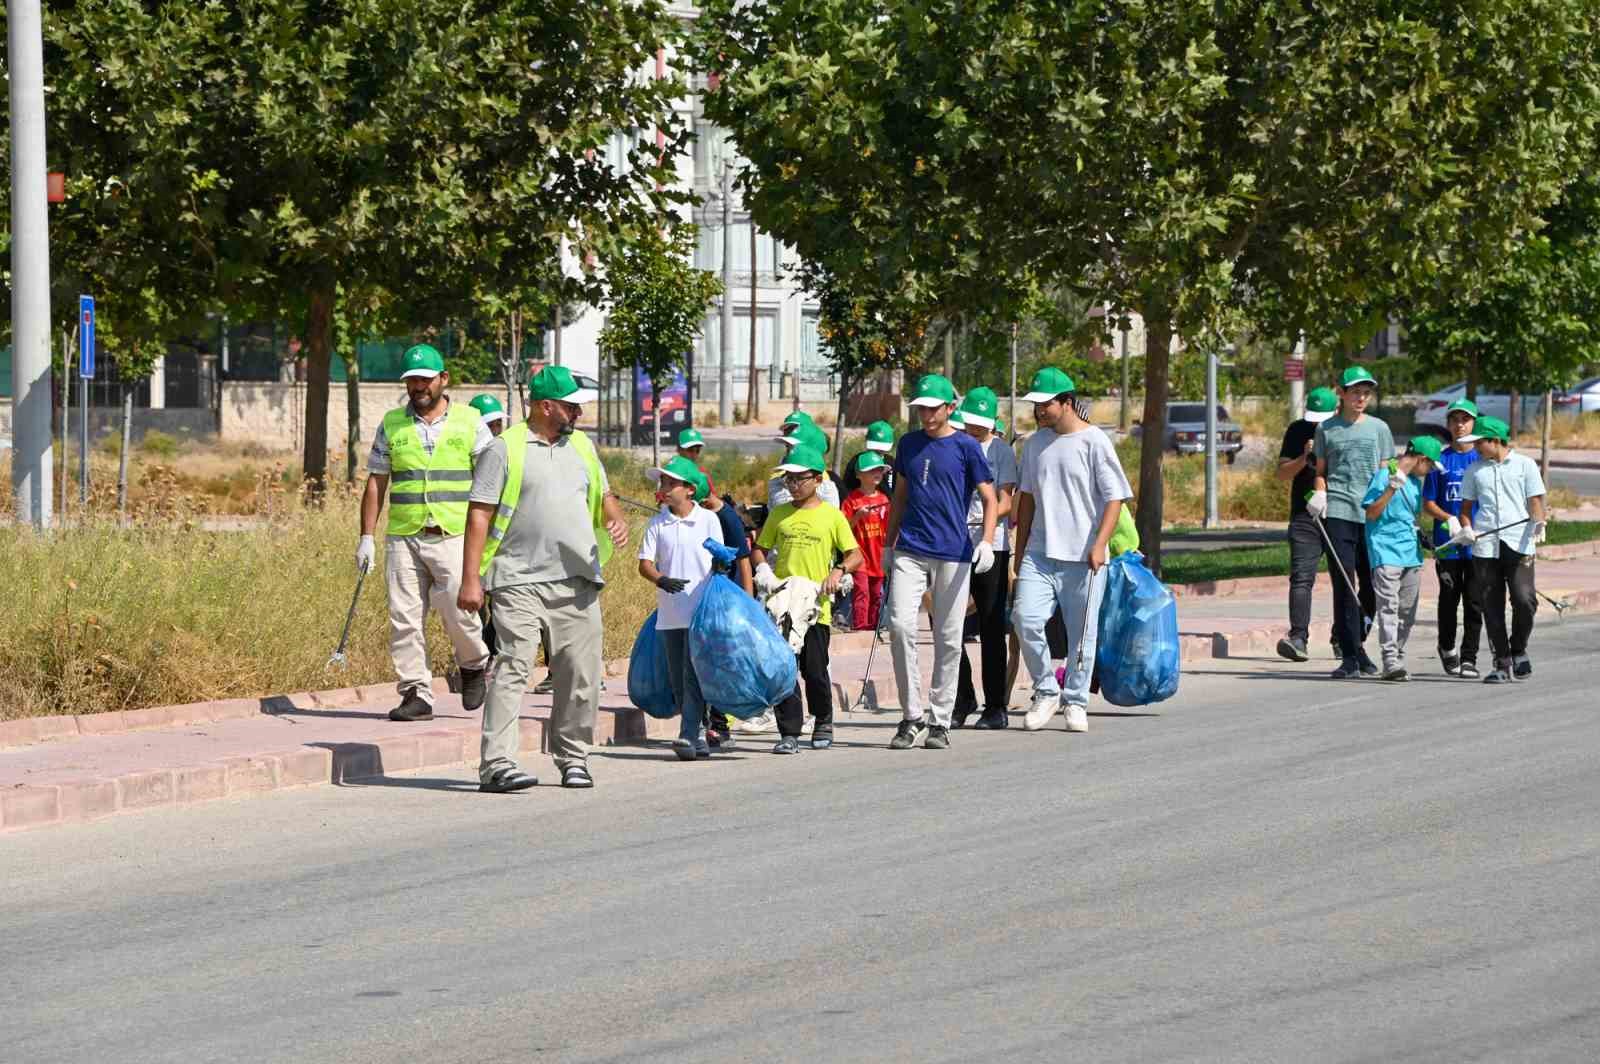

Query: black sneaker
973 706 1009 729
951 704 976 729
459 666 487 711
388 690 434 721
924 725 950 750
811 726 834 751
1513 655 1533 678
1331 659 1362 680
1459 660 1480 680
1438 650 1461 677
889 717 928 750
1357 651 1379 677
1483 666 1512 684
1277 636 1309 662
772 735 800 755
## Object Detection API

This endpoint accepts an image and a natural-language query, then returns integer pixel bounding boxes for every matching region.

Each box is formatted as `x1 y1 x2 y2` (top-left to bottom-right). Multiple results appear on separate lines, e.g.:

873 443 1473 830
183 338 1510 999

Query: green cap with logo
1460 415 1510 444
778 420 830 453
948 409 966 428
908 373 958 408
677 428 705 450
781 410 815 433
400 343 446 379
1339 365 1377 389
649 454 709 501
773 443 827 475
1406 435 1443 463
958 386 1000 428
529 365 598 405
1303 386 1338 424
467 394 507 424
864 420 895 452
856 450 887 473
1445 397 1480 418
1021 366 1077 403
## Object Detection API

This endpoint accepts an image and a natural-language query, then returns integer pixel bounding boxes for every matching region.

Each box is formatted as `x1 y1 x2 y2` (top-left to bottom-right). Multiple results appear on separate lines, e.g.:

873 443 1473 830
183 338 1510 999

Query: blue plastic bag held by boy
626 611 678 719
691 539 798 718
1095 550 1180 706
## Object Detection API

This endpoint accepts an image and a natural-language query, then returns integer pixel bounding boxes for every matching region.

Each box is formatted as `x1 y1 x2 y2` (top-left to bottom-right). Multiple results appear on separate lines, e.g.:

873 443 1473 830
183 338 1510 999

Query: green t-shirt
1313 414 1395 524
756 501 859 625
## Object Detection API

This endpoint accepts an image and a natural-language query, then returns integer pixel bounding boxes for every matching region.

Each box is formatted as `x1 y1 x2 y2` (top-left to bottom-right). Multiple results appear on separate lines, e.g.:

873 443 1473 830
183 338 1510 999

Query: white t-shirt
1018 425 1133 563
638 505 726 630
967 434 1019 552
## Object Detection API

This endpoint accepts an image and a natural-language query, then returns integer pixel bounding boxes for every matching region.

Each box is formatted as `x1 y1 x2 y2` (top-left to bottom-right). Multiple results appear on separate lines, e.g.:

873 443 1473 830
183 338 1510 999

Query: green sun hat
400 343 446 379
467 393 508 425
864 419 895 452
1339 365 1378 389
958 386 1000 428
773 443 827 475
1021 366 1077 403
649 454 709 501
908 373 958 408
856 450 887 473
529 364 598 404
1406 435 1443 463
1460 415 1510 444
1304 386 1338 423
1445 397 1480 418
677 428 706 450
995 416 1007 436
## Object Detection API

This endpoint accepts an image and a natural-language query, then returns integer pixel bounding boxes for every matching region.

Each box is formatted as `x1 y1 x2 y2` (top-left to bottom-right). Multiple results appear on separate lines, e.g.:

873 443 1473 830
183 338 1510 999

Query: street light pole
8 0 54 529
1289 331 1306 421
1008 322 1018 435
718 160 734 427
1118 312 1131 433
1204 349 1219 530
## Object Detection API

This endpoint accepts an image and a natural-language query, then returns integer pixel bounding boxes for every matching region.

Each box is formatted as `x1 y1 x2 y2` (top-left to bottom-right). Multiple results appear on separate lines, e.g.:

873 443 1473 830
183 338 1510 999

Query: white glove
1306 490 1328 519
972 540 995 575
754 562 778 594
356 534 376 574
838 572 855 596
1532 520 1547 545
1445 516 1462 538
1387 474 1406 492
1444 526 1479 550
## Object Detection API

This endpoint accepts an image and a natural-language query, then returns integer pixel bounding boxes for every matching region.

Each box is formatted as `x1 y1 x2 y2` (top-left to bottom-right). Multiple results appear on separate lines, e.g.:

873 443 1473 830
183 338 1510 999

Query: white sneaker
732 709 777 734
1023 693 1061 731
1064 704 1088 733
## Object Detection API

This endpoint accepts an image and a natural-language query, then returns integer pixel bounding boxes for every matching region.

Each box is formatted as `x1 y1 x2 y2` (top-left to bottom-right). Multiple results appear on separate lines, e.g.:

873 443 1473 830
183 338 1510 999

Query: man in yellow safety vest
357 343 495 722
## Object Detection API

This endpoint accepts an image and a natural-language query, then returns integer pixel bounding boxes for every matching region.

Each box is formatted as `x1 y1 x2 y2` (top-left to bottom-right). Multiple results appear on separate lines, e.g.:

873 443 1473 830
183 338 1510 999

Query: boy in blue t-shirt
1361 437 1441 682
1420 399 1483 678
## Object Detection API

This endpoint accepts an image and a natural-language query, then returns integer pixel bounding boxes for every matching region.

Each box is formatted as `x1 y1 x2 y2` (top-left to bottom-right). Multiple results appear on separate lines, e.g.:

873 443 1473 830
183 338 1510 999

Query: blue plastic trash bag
1095 550 1180 707
691 538 798 718
627 610 678 719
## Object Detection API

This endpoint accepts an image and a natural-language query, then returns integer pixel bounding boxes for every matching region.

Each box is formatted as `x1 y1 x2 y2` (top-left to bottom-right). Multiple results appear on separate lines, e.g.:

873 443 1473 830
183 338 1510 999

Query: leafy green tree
597 225 723 466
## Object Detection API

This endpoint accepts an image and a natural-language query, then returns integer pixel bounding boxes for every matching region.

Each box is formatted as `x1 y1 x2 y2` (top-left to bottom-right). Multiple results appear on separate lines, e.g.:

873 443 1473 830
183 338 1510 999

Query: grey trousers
385 533 490 704
479 578 603 780
1372 565 1421 671
887 550 972 728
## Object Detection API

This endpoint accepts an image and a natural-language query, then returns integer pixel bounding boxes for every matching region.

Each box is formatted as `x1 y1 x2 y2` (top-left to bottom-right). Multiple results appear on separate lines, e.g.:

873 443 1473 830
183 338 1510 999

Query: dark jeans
1435 556 1483 663
1324 517 1376 660
776 624 833 738
1287 512 1330 642
1473 550 1538 662
957 551 1010 712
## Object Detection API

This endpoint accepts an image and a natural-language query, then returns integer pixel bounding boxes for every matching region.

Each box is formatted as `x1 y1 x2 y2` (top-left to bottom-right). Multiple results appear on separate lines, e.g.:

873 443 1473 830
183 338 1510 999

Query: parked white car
1559 374 1600 414
1415 382 1564 436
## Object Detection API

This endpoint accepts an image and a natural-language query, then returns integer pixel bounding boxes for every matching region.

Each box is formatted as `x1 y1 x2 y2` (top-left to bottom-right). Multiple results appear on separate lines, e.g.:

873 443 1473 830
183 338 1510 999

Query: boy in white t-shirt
638 456 725 760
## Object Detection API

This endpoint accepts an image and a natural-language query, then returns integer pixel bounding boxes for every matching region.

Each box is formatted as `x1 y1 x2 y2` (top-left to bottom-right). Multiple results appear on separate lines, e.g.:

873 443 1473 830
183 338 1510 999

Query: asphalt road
6 619 1600 1063
1550 464 1600 499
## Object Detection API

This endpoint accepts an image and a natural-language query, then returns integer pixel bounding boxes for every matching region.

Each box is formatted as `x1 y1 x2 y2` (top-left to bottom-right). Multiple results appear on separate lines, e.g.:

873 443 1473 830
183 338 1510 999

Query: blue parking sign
79 295 95 379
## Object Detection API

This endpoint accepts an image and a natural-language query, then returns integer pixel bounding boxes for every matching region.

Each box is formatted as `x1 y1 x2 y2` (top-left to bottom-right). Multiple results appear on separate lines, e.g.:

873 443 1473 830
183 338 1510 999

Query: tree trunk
1540 388 1554 483
833 369 849 476
116 386 133 522
1508 388 1521 438
651 377 662 470
1136 309 1173 575
344 354 361 484
301 282 335 498
746 224 760 423
1466 350 1480 401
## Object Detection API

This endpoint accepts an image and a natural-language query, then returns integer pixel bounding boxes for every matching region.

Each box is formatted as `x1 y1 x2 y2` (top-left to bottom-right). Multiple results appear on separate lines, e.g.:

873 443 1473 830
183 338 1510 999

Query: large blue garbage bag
1095 550 1180 707
691 539 798 719
626 610 678 719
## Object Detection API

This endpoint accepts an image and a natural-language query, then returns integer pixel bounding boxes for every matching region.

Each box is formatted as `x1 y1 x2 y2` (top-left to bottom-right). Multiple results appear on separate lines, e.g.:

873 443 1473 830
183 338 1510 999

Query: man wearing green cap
953 386 1019 729
1011 366 1131 732
358 343 496 722
1457 415 1548 684
883 373 997 750
1361 437 1442 681
458 365 629 792
1274 385 1339 662
1421 397 1484 676
1309 365 1393 679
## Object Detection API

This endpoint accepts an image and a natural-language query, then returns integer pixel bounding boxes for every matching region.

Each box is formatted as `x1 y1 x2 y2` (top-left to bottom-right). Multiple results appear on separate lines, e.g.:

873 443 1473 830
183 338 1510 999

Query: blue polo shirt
1421 445 1480 560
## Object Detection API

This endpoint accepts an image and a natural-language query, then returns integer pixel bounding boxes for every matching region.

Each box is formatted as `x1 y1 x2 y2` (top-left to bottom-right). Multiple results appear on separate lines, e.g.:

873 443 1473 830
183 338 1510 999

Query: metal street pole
1289 331 1306 421
59 329 71 523
1118 315 1131 433
1008 322 1018 435
1204 350 1219 530
718 160 734 427
8 0 54 529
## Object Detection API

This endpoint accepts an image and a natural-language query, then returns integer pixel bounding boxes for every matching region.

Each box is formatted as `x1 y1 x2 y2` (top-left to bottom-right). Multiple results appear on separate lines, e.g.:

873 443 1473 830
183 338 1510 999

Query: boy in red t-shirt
841 451 891 630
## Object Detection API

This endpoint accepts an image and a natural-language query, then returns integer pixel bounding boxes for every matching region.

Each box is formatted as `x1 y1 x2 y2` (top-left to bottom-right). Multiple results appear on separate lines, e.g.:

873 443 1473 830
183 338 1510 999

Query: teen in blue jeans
1013 554 1106 716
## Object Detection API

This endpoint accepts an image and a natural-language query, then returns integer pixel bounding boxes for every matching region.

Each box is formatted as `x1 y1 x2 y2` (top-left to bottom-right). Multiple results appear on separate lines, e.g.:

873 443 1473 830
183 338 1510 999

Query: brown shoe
459 667 487 711
388 690 434 721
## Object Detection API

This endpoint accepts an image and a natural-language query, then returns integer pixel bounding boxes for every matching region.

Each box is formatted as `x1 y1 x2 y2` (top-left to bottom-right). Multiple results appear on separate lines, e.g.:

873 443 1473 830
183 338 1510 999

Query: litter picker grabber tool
850 563 893 713
327 562 368 669
1433 516 1530 558
1307 511 1362 603
612 492 662 516
1536 589 1576 618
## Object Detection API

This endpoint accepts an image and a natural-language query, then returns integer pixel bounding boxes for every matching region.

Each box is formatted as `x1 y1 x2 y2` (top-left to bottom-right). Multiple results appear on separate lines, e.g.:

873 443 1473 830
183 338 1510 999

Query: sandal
561 764 594 789
479 767 538 794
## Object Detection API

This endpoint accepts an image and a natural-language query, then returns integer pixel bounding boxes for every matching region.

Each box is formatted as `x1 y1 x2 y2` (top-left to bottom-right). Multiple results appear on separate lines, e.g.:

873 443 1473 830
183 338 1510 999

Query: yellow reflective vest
382 402 481 537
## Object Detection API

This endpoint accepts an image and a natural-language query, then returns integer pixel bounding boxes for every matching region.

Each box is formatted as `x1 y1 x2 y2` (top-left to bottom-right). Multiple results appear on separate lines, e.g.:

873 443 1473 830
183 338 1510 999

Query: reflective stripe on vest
479 425 613 575
383 401 482 537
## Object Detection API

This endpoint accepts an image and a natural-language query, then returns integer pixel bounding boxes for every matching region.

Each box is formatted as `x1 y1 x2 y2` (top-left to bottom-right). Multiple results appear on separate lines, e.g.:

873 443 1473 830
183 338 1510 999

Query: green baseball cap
1460 415 1510 444
1406 435 1443 463
649 454 709 501
529 365 598 405
1022 366 1076 403
1339 365 1378 389
856 450 887 472
948 409 966 428
958 386 1000 428
467 393 507 424
995 416 1007 436
773 443 826 475
677 428 705 450
778 420 830 453
400 343 446 379
1445 397 1480 418
864 420 895 452
780 410 815 433
1304 386 1338 423
908 373 958 408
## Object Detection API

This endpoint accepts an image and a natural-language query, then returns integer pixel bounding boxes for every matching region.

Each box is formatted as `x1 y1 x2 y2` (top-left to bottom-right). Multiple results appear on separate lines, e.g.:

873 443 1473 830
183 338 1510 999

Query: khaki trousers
480 578 603 780
385 533 490 704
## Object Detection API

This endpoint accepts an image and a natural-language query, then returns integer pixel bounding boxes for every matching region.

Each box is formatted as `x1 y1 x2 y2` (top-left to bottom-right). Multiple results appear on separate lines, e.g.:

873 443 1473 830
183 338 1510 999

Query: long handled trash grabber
327 561 368 669
1432 516 1530 558
1307 510 1362 603
1070 567 1100 677
850 564 893 713
1536 589 1576 618
612 492 663 516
